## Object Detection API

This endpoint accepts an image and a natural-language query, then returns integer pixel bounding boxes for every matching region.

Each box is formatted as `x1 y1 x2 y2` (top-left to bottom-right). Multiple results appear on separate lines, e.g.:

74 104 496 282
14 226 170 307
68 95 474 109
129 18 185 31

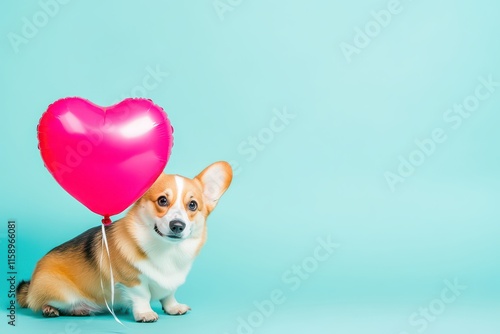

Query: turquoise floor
2 302 499 334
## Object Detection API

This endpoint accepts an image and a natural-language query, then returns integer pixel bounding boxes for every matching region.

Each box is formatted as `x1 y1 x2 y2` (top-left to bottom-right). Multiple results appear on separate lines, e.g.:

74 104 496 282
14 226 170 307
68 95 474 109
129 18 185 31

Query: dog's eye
157 196 169 207
188 200 198 211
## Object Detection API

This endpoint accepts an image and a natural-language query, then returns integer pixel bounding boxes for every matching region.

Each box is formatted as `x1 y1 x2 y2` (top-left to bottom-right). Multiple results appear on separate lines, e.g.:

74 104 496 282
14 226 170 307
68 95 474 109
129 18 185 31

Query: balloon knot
102 216 112 226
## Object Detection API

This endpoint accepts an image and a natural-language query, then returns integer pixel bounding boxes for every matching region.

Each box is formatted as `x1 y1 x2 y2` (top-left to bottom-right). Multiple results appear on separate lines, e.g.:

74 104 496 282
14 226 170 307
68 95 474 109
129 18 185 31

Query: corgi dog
17 161 233 322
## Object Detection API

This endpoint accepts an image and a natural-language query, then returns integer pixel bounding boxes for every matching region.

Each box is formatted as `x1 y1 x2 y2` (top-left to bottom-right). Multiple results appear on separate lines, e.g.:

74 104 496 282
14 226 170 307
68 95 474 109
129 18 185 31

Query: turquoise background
1 0 499 333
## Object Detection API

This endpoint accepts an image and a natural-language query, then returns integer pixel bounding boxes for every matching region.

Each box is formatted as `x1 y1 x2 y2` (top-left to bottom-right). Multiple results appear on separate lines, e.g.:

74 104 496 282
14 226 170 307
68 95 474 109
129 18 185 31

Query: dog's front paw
134 311 159 323
164 303 191 316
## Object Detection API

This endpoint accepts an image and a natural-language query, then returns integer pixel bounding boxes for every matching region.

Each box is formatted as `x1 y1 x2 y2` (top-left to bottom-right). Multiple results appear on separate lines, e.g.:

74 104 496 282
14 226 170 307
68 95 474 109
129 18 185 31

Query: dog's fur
16 161 233 322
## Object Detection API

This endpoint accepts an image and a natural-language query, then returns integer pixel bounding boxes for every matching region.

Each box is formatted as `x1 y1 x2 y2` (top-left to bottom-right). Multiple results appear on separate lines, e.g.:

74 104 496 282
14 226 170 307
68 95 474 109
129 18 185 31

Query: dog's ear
195 161 233 214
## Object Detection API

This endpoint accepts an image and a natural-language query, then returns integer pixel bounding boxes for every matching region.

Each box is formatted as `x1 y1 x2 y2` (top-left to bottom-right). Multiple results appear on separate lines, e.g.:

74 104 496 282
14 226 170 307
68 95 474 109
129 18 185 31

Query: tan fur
23 218 146 311
17 161 233 319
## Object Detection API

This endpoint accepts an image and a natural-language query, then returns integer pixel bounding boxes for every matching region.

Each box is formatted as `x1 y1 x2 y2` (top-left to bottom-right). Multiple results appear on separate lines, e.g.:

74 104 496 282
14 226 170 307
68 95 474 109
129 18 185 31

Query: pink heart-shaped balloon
37 97 174 222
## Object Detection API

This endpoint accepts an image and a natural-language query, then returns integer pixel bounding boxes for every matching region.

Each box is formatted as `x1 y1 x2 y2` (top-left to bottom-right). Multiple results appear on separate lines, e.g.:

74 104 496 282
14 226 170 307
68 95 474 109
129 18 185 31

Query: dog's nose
169 220 186 234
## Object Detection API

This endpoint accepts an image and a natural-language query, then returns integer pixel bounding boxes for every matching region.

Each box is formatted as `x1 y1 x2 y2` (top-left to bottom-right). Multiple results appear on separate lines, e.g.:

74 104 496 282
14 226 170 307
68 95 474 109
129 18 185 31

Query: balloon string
100 224 126 327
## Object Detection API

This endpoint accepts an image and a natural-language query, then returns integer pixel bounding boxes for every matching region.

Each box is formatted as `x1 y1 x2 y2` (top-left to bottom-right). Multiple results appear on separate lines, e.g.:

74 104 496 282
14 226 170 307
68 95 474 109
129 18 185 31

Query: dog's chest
135 240 199 298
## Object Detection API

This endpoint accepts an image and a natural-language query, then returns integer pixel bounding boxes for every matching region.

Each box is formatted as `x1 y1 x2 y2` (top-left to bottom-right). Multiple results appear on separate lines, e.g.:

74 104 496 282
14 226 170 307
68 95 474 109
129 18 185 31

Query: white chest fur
132 224 201 300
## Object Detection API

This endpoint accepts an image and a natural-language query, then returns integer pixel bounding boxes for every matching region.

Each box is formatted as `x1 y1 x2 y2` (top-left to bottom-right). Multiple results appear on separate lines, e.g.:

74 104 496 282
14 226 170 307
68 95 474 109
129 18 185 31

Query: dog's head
133 161 233 243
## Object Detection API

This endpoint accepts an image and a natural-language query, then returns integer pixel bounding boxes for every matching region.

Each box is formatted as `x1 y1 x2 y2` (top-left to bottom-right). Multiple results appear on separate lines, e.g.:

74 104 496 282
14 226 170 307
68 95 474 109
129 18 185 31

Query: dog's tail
16 280 30 308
